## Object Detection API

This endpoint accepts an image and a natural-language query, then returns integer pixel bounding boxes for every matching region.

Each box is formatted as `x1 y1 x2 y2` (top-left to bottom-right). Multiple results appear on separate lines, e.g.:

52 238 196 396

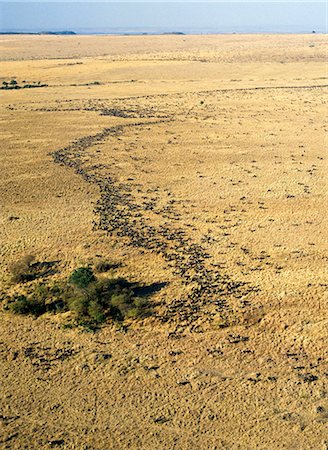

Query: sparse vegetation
9 255 57 283
6 265 151 328
9 294 46 316
68 266 96 288
64 274 151 326
1 80 48 90
7 283 63 316
9 255 38 283
95 260 120 273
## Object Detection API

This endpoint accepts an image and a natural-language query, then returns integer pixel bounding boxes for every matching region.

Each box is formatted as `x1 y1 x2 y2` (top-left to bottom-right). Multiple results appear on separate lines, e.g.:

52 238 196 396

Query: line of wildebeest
51 121 256 329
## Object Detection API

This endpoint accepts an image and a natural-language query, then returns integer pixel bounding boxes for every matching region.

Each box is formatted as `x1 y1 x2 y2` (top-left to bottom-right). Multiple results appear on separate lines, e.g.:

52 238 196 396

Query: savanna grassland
0 34 327 449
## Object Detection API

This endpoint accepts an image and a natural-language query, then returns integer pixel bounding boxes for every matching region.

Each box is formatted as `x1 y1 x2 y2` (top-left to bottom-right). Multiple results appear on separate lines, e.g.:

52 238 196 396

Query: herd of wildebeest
51 118 257 330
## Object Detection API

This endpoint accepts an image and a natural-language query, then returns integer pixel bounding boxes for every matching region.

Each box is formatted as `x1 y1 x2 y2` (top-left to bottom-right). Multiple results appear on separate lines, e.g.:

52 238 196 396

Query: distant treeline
1 80 48 90
0 31 76 35
0 31 188 36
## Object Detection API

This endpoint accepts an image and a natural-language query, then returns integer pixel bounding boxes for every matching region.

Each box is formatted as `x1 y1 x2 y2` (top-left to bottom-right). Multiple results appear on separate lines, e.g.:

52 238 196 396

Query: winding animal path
51 120 257 329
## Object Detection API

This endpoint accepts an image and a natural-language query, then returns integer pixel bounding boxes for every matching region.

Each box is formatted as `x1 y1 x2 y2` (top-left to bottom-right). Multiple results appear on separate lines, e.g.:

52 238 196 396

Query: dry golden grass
0 34 327 449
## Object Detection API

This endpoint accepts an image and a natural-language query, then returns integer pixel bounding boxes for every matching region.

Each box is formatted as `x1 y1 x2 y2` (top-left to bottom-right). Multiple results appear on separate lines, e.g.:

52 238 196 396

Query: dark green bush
8 266 151 327
8 283 66 316
64 290 88 316
68 267 96 288
33 283 66 312
80 278 136 322
111 293 133 318
87 299 106 324
9 294 46 316
65 276 150 325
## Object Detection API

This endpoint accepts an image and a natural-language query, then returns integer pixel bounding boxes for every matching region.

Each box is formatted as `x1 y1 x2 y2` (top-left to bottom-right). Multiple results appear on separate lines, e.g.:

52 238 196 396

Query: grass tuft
9 255 37 283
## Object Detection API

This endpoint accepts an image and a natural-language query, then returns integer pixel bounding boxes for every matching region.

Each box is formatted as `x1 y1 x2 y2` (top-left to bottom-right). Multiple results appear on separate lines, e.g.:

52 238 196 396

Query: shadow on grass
134 282 168 297
9 256 60 283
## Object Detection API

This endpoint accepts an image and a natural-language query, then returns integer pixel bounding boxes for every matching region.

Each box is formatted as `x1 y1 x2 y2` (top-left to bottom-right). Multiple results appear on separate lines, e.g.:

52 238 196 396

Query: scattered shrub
7 266 152 328
31 283 65 312
8 283 65 316
9 294 46 316
9 255 57 283
87 300 106 324
1 80 48 90
95 260 120 273
73 278 140 323
68 267 96 288
111 293 133 319
64 289 88 316
9 255 37 283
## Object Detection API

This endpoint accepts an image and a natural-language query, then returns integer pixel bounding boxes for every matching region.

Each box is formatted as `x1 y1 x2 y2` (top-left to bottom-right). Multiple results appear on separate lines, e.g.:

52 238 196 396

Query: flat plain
0 34 327 449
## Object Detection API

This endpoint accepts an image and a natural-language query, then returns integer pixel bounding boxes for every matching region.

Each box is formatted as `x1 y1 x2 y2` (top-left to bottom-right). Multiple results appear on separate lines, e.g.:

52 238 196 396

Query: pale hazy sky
1 2 326 33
